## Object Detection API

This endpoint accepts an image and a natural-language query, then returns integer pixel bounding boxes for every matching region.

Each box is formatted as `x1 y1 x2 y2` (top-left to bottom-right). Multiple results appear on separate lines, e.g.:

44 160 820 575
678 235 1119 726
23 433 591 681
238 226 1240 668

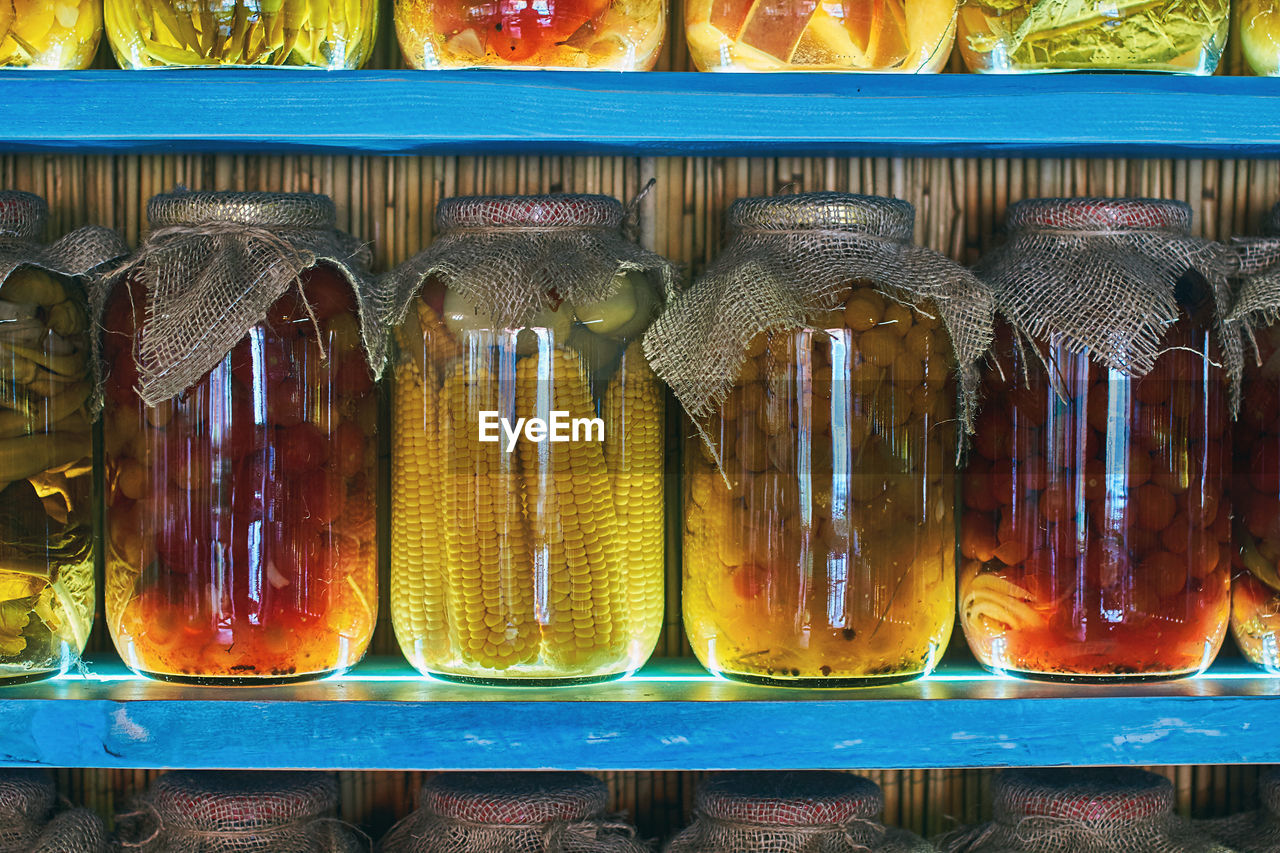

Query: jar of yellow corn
104 0 378 68
1 1 103 68
387 194 676 685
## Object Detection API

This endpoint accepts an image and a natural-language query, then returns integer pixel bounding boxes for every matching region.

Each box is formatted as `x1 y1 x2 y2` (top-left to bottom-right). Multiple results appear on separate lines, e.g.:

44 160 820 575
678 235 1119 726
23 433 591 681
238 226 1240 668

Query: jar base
426 670 629 688
710 670 927 689
136 669 339 687
994 667 1200 685
0 668 58 686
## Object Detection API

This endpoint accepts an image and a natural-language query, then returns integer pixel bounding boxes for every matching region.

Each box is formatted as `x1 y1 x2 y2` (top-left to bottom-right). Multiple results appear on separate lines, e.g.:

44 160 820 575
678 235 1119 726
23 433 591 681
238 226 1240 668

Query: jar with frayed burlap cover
936 768 1231 853
0 769 107 853
382 194 677 684
0 191 127 287
379 772 649 853
1201 765 1280 851
666 770 931 853
117 771 367 852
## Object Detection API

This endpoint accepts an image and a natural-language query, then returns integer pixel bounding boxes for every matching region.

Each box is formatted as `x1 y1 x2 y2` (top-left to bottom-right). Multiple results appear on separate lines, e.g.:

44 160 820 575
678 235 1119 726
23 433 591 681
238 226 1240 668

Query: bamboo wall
4 0 1278 842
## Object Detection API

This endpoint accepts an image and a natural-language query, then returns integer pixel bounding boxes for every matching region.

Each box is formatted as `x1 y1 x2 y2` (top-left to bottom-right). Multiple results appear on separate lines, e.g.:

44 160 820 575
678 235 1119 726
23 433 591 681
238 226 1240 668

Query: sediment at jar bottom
682 284 957 684
960 339 1230 680
0 268 95 679
104 0 378 69
0 0 102 68
101 272 378 683
390 300 665 681
394 0 665 69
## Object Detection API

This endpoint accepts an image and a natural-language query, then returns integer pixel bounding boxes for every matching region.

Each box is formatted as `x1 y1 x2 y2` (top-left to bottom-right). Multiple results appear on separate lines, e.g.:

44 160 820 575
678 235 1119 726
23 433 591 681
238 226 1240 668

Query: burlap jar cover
100 190 387 408
0 770 56 853
641 191 994 447
378 771 649 853
0 191 127 286
384 193 677 334
116 771 367 852
667 771 930 853
975 197 1241 409
936 768 1231 853
1228 201 1280 346
27 807 108 853
1201 765 1280 851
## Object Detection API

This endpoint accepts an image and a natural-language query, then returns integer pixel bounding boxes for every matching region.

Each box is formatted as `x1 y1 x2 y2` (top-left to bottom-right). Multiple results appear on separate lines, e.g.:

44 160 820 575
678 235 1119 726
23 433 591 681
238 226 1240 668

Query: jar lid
146 771 337 832
697 771 883 826
993 768 1173 826
0 770 55 821
436 195 624 231
424 772 608 824
727 192 914 242
147 191 337 230
1007 198 1191 235
0 191 48 240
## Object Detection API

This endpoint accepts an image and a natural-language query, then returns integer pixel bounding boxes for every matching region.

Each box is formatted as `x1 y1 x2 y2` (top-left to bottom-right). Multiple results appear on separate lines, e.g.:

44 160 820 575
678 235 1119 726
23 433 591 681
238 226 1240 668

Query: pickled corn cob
389 322 449 655
603 344 664 642
515 348 627 667
440 360 538 669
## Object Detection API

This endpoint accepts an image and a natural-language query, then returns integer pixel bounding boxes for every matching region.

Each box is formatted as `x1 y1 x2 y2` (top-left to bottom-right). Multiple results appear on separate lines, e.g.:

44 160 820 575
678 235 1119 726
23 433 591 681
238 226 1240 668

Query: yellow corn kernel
515 347 627 668
389 320 450 658
440 360 538 669
603 343 665 651
417 299 463 381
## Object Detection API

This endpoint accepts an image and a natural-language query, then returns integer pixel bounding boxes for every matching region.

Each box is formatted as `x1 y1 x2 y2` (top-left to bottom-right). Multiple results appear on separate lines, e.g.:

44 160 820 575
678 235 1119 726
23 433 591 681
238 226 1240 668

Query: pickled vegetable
686 0 957 71
1240 0 1280 75
0 0 103 69
394 0 664 69
683 282 956 686
0 268 95 683
102 266 377 684
956 0 1229 73
104 0 378 68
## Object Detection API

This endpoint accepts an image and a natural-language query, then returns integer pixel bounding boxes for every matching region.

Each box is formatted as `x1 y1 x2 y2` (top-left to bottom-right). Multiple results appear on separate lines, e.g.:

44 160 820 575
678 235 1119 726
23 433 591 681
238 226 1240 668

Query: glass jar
393 0 664 68
1241 0 1280 75
0 192 118 685
1 0 103 68
658 193 990 688
388 194 673 685
961 199 1231 682
956 0 1229 73
105 0 378 68
686 0 957 71
102 192 379 685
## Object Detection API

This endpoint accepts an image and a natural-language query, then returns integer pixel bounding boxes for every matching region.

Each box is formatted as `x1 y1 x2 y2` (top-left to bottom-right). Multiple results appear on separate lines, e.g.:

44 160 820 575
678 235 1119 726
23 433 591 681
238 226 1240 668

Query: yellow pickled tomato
844 291 884 332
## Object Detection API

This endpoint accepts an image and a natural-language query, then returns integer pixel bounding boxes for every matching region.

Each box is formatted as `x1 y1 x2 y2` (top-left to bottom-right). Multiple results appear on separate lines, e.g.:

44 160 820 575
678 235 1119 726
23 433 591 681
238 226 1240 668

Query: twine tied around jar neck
677 809 890 853
117 801 371 852
381 811 650 853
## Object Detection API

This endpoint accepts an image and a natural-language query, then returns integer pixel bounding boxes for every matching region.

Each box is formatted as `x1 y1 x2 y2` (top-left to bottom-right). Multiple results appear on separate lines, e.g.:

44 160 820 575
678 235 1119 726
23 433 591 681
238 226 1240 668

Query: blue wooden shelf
0 655 1276 770
0 70 1279 157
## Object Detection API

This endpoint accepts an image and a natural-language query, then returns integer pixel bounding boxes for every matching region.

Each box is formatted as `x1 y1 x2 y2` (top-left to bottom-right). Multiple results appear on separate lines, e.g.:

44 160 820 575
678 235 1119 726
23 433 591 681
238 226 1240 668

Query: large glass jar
393 0 664 68
102 192 379 685
961 199 1232 682
654 193 991 688
686 0 957 71
1 0 103 68
388 194 673 685
956 0 1229 72
105 0 378 68
0 192 122 684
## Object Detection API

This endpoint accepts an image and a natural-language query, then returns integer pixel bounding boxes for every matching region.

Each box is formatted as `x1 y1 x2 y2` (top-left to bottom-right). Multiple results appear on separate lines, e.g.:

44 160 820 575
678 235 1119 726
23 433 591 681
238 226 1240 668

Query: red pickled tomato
1250 442 1280 496
299 266 355 322
333 354 373 398
229 334 294 390
232 450 278 521
278 423 329 474
291 469 346 527
266 380 306 427
329 422 367 478
106 346 141 405
960 512 998 562
154 502 214 574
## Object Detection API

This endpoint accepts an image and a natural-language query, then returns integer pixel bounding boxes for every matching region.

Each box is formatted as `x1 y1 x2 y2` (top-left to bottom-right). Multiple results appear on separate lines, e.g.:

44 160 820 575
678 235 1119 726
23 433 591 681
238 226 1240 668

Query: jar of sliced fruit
105 0 378 68
961 198 1235 683
646 192 993 687
394 0 664 68
386 194 675 685
686 0 958 71
100 191 384 685
1 0 103 68
0 191 125 685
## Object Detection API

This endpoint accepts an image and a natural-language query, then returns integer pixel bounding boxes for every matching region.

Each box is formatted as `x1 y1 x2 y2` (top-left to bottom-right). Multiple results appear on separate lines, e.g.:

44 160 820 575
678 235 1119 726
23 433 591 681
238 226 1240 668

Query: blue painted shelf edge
0 70 1278 156
0 656 1275 770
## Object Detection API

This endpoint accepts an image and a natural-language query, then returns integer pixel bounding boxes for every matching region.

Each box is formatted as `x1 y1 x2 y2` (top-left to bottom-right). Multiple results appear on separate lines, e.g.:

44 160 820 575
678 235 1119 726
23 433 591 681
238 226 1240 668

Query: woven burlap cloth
383 193 677 329
0 770 55 853
116 770 367 852
1228 202 1280 360
1200 766 1280 852
976 197 1241 410
99 190 386 407
0 190 127 287
641 192 994 440
936 768 1232 853
27 807 108 853
666 771 931 853
379 772 650 853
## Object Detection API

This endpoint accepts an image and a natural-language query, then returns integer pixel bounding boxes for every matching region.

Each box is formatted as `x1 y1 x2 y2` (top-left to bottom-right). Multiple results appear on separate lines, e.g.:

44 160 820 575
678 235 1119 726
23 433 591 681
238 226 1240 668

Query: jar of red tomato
100 192 385 685
961 198 1236 682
